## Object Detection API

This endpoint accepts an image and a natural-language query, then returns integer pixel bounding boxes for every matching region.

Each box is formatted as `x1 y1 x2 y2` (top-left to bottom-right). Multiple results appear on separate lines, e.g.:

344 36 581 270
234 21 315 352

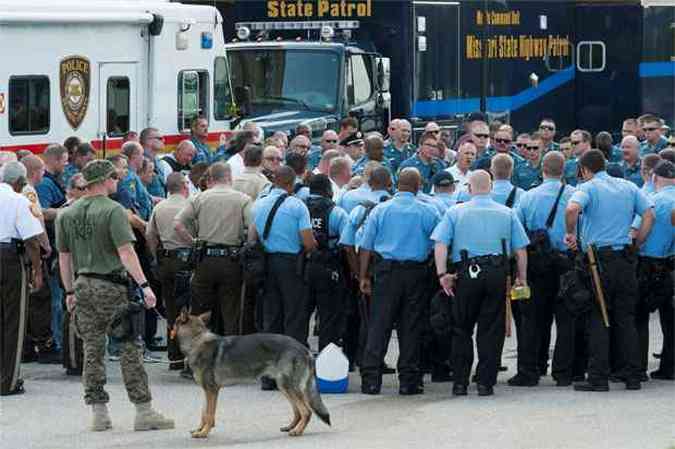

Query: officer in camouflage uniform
56 160 173 432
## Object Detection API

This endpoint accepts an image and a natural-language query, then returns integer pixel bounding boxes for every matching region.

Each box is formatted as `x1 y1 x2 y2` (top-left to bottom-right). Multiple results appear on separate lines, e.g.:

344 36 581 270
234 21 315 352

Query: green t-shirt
56 195 135 275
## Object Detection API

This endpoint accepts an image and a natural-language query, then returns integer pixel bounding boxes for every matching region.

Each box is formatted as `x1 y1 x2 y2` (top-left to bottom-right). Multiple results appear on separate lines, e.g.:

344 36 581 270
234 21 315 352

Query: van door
98 62 137 153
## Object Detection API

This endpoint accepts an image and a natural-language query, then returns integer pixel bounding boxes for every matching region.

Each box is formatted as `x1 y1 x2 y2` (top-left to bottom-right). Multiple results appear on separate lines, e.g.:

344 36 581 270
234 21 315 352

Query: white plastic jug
315 343 349 394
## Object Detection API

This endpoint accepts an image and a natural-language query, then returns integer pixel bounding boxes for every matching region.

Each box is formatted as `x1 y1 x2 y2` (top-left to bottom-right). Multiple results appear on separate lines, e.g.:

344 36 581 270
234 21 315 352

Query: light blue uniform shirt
338 190 391 247
491 179 524 207
431 192 460 213
516 179 576 251
569 171 653 250
253 187 312 254
306 194 349 250
639 185 675 258
337 184 372 214
307 148 322 171
432 194 530 263
360 191 440 261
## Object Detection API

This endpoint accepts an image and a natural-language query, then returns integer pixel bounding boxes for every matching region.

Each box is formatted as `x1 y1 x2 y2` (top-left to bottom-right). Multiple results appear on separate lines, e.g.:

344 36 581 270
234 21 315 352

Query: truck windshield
228 49 339 114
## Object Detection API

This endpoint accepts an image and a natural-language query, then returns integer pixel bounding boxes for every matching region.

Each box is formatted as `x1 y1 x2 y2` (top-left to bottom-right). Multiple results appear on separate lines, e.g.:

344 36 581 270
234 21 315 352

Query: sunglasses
526 146 539 151
428 130 440 134
325 139 338 144
539 125 555 131
495 138 512 144
643 127 658 132
571 140 582 145
516 143 527 148
474 133 489 139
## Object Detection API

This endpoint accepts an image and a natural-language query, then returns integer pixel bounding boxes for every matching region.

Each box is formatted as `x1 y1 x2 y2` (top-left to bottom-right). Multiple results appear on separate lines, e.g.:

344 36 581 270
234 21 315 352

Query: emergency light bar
235 20 360 31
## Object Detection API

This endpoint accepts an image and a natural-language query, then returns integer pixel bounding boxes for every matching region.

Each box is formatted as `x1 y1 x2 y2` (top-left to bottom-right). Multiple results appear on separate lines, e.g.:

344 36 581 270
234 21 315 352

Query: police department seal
60 55 90 130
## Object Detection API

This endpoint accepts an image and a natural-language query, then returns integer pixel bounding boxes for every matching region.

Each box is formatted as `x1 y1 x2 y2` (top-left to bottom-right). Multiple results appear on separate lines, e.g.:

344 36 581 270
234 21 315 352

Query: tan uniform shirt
147 194 191 250
175 184 252 245
232 167 271 201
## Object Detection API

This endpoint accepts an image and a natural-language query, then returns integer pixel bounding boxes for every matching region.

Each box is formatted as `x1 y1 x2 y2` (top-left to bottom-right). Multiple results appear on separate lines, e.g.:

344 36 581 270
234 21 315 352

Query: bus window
214 56 233 120
9 76 49 135
106 77 129 137
178 70 209 131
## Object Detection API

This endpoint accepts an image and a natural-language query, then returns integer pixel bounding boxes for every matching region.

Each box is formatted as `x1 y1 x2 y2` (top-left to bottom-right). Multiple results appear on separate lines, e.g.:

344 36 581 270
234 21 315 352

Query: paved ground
2 316 674 449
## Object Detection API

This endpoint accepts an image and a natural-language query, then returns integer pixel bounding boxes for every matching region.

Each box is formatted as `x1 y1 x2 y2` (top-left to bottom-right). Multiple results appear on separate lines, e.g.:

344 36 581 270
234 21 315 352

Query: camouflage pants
74 276 151 405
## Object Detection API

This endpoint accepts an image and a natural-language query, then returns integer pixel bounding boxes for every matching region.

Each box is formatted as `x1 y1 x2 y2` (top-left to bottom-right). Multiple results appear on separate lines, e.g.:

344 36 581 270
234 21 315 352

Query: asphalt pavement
1 316 674 449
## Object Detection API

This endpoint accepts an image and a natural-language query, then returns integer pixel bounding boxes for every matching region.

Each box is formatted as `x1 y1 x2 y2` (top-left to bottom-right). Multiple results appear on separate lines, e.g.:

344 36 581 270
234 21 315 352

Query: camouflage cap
82 159 115 185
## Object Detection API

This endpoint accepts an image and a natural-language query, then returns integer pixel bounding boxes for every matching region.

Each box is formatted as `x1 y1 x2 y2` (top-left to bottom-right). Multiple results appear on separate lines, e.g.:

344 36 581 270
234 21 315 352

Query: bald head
542 151 565 178
490 153 514 180
398 167 421 193
468 170 492 195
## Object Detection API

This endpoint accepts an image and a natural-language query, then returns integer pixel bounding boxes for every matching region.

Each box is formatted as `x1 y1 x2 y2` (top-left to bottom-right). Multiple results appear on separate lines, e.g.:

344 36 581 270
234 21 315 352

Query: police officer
358 168 440 395
352 135 394 177
514 132 544 191
633 160 675 380
490 154 524 208
120 141 154 221
430 171 460 214
433 170 529 396
1 161 43 396
512 151 575 386
564 149 655 391
399 131 447 194
384 119 415 172
304 174 349 351
251 166 317 390
146 172 192 371
563 130 592 186
56 160 173 431
174 162 252 336
339 166 393 369
337 161 380 213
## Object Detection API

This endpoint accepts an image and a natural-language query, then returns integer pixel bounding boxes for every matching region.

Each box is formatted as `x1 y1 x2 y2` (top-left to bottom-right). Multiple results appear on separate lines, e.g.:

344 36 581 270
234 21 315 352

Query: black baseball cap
431 171 457 187
653 160 675 179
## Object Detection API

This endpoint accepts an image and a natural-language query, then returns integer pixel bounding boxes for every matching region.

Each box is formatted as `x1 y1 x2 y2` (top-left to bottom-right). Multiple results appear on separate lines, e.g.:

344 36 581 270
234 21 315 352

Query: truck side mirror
234 86 251 117
375 57 390 93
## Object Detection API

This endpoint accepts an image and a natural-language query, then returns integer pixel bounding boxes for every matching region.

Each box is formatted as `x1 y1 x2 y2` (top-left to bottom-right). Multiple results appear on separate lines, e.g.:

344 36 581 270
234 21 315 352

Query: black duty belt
639 256 673 272
0 242 19 253
595 246 630 258
455 254 503 268
79 272 129 286
204 246 241 258
383 259 427 269
158 248 192 259
267 252 299 260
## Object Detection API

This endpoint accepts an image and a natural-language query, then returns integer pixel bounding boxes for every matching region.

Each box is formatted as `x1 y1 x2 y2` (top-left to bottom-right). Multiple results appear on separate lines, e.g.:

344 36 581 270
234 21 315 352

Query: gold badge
60 56 90 130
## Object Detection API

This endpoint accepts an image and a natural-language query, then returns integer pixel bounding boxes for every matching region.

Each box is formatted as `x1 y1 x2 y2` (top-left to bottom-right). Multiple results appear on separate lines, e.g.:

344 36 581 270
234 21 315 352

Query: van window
214 57 233 120
178 70 209 131
347 55 373 106
106 77 130 137
9 76 50 135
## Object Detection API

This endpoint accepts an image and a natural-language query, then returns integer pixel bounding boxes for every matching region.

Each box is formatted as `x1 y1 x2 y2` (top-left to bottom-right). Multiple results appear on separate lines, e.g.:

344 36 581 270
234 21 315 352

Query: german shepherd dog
172 310 331 439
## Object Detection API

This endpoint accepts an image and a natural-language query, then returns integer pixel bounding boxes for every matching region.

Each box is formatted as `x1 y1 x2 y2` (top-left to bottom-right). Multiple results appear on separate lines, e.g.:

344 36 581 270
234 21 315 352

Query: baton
586 245 610 328
501 239 513 338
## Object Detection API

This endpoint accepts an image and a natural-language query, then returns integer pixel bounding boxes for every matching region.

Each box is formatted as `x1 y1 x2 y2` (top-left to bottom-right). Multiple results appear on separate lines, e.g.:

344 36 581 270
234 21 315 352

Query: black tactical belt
205 246 240 257
79 272 129 286
267 252 299 260
639 256 673 271
454 254 504 271
386 259 427 268
158 248 192 259
595 246 630 257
